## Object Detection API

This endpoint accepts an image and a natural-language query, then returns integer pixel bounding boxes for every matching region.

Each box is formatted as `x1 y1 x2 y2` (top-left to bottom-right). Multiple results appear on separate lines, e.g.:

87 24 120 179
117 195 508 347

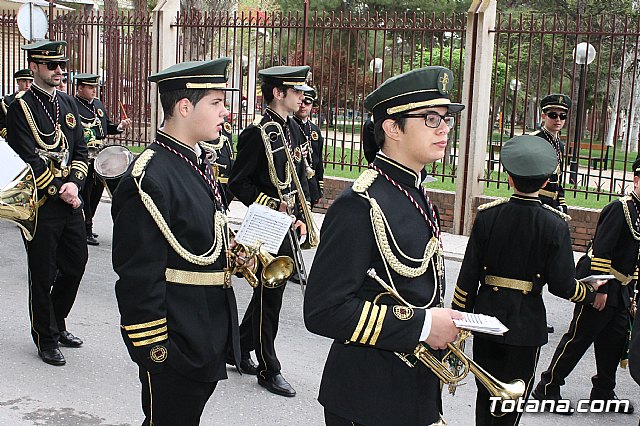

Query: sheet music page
453 313 509 335
0 140 28 189
235 203 292 254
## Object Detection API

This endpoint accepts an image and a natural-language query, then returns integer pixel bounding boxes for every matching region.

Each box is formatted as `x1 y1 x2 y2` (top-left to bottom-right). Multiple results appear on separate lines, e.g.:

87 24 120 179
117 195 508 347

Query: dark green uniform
292 115 324 206
75 95 122 239
534 192 639 409
6 83 88 353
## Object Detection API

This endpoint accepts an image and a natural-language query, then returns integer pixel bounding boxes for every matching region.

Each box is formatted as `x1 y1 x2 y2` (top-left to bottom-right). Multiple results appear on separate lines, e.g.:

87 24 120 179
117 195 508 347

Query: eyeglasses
402 112 455 129
546 112 567 120
302 99 313 105
36 61 67 71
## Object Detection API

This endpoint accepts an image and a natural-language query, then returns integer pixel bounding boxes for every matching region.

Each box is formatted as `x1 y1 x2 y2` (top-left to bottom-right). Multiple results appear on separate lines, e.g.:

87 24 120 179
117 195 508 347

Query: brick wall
314 177 602 252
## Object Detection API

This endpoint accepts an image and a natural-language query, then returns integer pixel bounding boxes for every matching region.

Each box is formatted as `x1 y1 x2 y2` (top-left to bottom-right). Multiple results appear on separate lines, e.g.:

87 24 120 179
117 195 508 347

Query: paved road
0 203 637 425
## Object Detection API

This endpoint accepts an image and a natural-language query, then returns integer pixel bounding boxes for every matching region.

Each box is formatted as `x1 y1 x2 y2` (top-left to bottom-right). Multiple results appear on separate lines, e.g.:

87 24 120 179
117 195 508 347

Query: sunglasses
36 61 67 71
546 112 567 120
403 111 455 129
302 99 313 105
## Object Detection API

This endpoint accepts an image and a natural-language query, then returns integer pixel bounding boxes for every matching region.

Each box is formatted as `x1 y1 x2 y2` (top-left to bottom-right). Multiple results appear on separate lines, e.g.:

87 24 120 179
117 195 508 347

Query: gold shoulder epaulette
253 117 262 127
14 91 25 100
528 129 542 136
542 204 571 221
131 149 155 178
352 169 378 193
477 197 509 211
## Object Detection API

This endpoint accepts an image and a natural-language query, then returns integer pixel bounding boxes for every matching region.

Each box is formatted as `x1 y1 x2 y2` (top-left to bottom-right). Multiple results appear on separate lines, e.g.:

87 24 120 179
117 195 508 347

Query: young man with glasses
0 69 33 138
304 66 464 425
531 94 571 214
228 65 310 397
73 73 131 246
6 40 88 366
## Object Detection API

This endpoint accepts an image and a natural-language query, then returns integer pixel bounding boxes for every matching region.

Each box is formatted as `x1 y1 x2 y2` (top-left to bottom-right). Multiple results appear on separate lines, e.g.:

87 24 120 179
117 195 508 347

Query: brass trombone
367 268 525 417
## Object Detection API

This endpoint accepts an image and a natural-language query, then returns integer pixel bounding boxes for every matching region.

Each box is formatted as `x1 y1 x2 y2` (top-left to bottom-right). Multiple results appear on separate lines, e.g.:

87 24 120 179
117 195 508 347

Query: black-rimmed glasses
36 61 67 71
546 112 567 120
402 112 455 129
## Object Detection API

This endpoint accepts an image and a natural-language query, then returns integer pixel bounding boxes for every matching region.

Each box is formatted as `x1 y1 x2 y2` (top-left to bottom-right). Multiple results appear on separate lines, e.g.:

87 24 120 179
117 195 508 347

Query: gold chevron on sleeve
35 169 54 188
453 292 466 308
359 304 380 344
127 325 168 339
131 334 168 347
570 280 586 303
368 305 387 345
122 317 167 331
350 301 372 342
590 257 611 273
71 160 88 173
255 192 269 205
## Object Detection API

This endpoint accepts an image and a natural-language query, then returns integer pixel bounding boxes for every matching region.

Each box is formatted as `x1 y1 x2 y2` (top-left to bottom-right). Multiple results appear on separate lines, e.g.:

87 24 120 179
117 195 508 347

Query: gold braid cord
620 195 640 241
368 195 441 278
133 150 227 266
18 98 64 150
256 121 292 190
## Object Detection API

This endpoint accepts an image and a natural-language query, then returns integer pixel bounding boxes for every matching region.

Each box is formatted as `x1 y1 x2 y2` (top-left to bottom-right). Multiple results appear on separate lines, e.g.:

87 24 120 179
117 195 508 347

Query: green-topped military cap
303 87 317 102
148 58 238 94
14 69 33 80
258 65 312 91
540 93 571 111
22 40 67 61
364 66 464 123
74 73 101 86
501 135 557 179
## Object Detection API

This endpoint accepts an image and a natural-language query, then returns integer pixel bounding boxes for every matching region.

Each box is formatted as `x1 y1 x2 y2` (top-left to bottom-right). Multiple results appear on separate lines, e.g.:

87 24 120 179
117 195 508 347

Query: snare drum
94 145 133 198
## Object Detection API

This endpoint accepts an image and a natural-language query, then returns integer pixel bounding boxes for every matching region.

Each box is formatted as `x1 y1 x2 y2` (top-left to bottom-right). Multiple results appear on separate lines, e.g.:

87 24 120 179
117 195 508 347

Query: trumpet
226 232 294 289
367 268 525 417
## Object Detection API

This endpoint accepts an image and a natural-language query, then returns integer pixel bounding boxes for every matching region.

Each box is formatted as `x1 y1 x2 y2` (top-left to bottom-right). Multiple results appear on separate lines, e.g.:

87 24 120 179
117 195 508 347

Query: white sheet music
453 313 509 335
235 203 292 254
0 140 28 190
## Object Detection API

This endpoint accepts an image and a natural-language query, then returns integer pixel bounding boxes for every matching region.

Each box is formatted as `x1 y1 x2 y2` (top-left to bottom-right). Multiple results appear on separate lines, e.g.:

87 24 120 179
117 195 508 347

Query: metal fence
173 8 467 178
0 11 152 146
488 13 640 201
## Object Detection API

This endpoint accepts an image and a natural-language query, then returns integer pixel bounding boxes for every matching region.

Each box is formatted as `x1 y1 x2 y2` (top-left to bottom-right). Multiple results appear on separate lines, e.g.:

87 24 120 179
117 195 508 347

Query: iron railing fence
488 13 640 201
173 8 467 180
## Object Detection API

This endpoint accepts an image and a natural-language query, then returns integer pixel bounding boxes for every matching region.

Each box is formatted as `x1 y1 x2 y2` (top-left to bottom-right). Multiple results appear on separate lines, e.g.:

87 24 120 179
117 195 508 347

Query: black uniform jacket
630 308 640 385
0 92 17 138
292 115 324 203
453 195 596 346
6 85 87 201
305 154 443 425
577 193 640 309
228 108 309 217
531 127 567 210
74 96 121 140
112 131 238 383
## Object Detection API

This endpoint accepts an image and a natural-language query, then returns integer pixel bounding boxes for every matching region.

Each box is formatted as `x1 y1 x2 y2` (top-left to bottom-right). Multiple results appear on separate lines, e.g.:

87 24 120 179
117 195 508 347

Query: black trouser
537 303 629 398
23 198 87 351
239 281 286 377
473 337 540 426
81 160 103 234
324 408 364 426
139 366 217 426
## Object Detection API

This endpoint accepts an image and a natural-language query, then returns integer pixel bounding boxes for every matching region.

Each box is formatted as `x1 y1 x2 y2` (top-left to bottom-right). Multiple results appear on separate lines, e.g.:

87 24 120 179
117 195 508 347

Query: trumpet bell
0 165 38 241
257 246 294 289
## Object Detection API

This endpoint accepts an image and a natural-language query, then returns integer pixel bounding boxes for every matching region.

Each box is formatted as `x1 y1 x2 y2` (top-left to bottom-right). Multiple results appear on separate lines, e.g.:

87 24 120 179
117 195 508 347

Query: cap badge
438 69 451 94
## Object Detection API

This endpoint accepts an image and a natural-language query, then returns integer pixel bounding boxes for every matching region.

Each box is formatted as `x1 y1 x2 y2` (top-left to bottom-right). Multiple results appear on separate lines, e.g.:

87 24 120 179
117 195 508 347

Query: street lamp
570 42 596 184
369 57 383 88
509 79 521 137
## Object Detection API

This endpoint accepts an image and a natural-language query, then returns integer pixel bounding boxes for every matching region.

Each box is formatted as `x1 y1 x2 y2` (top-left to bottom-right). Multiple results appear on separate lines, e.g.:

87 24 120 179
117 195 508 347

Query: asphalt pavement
0 200 637 425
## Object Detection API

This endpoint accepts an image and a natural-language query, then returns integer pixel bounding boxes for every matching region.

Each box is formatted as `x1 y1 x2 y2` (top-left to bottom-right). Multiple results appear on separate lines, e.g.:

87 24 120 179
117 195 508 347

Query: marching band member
73 73 131 245
0 69 34 139
304 66 464 425
6 40 88 366
112 58 241 425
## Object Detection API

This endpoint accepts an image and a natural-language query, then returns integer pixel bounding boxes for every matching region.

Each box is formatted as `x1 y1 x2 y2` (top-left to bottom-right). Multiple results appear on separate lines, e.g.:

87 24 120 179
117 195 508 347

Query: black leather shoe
258 373 296 397
87 235 100 246
59 330 83 347
239 358 258 375
38 348 66 366
589 391 634 414
547 324 554 333
531 389 574 415
92 232 99 238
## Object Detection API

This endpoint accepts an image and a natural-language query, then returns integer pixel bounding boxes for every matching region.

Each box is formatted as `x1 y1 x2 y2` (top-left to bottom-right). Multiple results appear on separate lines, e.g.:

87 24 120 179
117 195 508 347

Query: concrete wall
313 176 600 253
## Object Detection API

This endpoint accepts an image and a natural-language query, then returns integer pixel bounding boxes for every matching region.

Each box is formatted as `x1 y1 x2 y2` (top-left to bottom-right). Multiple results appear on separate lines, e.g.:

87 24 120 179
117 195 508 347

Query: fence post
302 0 309 65
150 0 180 133
454 0 497 235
